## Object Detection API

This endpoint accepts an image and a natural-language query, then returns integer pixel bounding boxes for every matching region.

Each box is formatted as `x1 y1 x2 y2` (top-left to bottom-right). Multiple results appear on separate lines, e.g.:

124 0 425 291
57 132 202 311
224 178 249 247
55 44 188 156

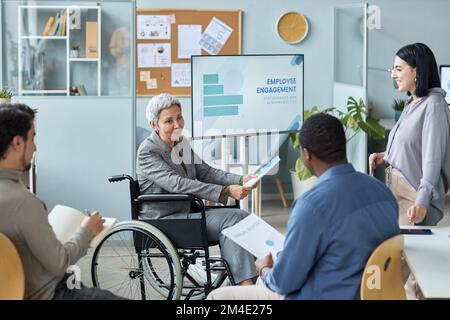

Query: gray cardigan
0 169 91 300
384 88 450 221
136 131 242 219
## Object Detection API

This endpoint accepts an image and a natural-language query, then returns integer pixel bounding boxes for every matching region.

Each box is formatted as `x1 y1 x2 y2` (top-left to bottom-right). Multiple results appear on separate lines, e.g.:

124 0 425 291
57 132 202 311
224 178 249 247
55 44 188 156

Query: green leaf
0 88 14 99
290 132 301 149
292 96 386 178
295 157 313 180
361 117 386 140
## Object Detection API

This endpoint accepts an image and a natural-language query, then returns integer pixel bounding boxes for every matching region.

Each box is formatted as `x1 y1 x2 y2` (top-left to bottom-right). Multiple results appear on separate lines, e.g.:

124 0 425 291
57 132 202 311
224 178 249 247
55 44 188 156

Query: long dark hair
396 43 440 97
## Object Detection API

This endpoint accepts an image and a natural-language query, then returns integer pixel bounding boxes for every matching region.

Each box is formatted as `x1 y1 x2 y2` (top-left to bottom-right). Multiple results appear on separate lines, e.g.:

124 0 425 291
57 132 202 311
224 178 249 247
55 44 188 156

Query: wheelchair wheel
91 221 183 300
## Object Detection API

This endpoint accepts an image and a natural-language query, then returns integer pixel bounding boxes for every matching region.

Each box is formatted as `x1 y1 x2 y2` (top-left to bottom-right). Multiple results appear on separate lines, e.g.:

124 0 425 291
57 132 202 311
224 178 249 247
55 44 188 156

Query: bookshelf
18 5 101 96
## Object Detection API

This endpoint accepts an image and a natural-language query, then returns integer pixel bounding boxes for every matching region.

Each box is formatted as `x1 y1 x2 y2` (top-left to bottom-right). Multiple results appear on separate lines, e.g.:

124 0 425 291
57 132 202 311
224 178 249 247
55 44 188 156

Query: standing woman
369 43 450 227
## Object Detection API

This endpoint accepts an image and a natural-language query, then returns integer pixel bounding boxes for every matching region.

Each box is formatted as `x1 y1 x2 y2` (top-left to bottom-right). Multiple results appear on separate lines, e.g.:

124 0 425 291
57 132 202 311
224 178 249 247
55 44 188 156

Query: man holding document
208 114 400 300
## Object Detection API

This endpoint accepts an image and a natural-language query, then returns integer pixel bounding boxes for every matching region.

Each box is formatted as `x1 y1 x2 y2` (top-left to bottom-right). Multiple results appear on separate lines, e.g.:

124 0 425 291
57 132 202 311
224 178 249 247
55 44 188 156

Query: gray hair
145 93 181 125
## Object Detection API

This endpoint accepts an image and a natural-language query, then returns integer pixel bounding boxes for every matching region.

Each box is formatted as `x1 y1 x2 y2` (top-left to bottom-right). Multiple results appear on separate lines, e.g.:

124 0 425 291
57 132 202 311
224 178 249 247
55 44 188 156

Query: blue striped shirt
263 163 399 299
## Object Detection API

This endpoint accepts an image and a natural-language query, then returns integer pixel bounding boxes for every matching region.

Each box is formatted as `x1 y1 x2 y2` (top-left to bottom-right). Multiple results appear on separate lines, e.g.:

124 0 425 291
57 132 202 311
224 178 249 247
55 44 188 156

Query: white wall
367 0 450 119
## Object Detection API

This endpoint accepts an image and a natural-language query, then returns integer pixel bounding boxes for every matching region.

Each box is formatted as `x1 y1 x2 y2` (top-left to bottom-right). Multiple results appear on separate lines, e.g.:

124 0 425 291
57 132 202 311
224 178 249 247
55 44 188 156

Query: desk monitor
191 54 304 139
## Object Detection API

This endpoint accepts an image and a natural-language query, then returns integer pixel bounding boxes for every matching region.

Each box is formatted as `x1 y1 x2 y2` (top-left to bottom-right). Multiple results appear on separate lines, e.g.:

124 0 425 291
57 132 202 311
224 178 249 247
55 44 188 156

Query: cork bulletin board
136 9 242 97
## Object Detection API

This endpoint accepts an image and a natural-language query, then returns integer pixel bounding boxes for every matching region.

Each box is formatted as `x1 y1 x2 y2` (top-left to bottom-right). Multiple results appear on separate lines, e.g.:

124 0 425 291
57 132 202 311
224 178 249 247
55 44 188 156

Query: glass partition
1 0 137 222
1 0 134 97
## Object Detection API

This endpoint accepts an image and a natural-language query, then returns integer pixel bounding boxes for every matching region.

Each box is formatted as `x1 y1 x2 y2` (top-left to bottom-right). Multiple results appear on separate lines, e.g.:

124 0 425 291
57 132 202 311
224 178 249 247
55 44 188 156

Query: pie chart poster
192 55 304 139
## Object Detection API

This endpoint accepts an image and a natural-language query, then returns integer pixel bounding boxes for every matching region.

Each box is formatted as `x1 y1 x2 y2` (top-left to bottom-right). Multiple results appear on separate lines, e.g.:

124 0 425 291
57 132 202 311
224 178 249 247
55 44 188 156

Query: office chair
0 233 25 300
360 234 406 300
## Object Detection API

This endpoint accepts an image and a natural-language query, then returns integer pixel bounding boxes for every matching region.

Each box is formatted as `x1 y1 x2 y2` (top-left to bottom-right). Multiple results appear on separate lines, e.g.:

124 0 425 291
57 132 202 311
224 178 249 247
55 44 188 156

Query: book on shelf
48 205 117 248
61 9 67 36
76 84 88 96
56 10 65 36
76 85 83 96
42 16 55 36
80 84 88 96
48 12 60 36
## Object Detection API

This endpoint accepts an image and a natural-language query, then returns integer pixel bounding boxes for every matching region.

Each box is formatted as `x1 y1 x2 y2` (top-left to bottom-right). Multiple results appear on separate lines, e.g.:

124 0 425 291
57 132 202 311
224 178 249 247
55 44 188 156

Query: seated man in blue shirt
208 113 400 300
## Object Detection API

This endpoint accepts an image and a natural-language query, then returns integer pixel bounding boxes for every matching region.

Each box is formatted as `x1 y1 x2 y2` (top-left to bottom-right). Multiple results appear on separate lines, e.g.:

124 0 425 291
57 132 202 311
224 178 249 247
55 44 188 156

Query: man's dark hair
299 113 347 163
396 43 440 97
0 103 35 159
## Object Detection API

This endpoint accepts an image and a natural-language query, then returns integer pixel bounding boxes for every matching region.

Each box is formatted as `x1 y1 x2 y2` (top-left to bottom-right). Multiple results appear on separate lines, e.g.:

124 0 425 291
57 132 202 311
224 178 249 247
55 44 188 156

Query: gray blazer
136 131 242 219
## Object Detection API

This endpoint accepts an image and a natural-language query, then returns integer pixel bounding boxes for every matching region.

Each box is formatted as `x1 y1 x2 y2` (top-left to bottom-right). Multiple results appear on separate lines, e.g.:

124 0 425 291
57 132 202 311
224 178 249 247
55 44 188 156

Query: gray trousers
52 272 127 300
164 208 258 284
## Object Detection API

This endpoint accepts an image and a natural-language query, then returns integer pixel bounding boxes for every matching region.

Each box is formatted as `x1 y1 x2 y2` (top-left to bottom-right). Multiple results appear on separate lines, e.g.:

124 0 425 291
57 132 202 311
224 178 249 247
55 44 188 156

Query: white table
403 226 450 299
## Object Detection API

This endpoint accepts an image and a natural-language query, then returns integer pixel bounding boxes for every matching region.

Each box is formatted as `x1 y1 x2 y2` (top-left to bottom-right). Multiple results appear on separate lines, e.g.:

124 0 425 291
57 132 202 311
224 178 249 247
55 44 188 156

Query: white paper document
171 63 191 87
199 17 233 55
137 43 171 68
178 25 202 59
137 15 171 39
243 156 281 187
48 205 116 248
222 214 285 259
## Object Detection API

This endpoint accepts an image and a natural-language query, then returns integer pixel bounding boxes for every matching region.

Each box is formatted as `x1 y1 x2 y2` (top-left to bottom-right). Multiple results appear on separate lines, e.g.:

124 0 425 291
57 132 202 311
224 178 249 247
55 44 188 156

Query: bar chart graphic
203 74 243 117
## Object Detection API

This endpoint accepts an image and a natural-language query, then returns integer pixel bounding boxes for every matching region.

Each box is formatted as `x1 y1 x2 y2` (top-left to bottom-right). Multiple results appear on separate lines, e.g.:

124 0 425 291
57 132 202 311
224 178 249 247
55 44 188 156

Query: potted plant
0 88 14 104
392 98 405 122
70 45 80 58
290 97 386 198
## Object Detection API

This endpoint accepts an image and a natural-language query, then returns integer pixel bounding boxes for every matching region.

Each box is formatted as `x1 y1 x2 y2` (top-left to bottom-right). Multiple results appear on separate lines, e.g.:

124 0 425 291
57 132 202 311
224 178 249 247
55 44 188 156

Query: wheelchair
90 174 238 300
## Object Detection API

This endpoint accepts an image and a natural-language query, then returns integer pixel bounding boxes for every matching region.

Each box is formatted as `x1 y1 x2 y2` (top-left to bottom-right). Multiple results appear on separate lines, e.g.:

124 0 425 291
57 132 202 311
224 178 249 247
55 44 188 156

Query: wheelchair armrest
206 204 240 209
136 193 207 223
108 174 133 183
136 193 205 211
205 199 240 210
136 193 199 202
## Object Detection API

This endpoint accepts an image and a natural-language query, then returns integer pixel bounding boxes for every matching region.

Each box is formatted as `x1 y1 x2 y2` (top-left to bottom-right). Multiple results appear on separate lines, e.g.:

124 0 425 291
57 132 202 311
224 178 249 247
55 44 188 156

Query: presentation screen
191 54 304 139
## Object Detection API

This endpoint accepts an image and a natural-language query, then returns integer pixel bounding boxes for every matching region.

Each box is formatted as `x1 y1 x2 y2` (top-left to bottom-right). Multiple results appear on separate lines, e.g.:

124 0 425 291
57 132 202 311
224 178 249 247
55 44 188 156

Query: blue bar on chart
204 106 239 117
203 85 224 95
204 95 243 106
203 74 219 84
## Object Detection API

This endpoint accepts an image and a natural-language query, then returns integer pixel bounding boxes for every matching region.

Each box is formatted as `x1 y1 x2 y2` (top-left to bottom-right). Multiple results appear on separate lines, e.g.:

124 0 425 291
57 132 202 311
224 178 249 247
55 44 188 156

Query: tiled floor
77 196 450 299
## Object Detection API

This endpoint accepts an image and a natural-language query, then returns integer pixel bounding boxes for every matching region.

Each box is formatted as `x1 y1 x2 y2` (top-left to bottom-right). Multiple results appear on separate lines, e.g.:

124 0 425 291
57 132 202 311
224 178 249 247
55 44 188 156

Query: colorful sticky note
146 79 157 89
140 71 151 81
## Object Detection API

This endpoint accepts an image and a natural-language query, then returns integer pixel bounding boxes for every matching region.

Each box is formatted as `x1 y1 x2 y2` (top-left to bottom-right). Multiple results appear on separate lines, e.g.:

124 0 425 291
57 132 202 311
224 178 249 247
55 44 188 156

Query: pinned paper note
199 17 233 55
140 71 151 81
171 63 191 87
167 14 176 24
137 15 171 39
146 78 157 89
178 25 202 59
137 43 171 68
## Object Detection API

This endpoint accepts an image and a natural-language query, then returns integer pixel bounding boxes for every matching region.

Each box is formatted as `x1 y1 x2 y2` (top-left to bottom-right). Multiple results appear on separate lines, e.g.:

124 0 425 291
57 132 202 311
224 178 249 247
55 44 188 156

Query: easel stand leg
239 136 249 212
275 176 288 208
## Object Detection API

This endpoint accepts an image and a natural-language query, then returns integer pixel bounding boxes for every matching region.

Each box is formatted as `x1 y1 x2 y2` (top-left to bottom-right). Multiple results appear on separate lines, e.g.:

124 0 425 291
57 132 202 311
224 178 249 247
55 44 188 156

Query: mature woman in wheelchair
136 93 258 287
